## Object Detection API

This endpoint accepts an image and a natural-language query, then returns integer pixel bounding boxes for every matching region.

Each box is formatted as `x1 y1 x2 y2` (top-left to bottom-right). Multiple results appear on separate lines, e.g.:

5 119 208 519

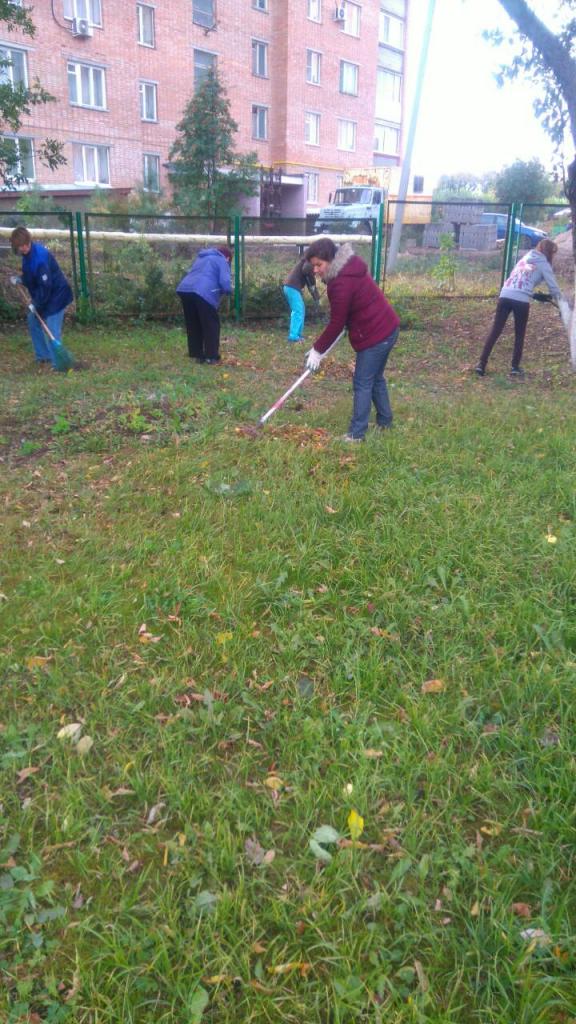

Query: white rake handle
258 330 345 427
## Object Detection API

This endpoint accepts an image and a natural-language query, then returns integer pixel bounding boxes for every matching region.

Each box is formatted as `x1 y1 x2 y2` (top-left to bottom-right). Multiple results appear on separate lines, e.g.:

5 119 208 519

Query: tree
0 1 65 186
433 171 496 202
488 0 576 359
168 68 259 219
494 158 552 205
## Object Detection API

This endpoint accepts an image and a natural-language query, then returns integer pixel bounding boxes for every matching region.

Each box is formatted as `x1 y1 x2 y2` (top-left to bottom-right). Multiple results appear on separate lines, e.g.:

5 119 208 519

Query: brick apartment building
1 0 408 215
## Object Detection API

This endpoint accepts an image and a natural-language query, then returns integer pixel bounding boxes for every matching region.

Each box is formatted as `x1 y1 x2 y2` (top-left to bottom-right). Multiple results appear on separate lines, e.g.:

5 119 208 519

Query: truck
313 168 390 235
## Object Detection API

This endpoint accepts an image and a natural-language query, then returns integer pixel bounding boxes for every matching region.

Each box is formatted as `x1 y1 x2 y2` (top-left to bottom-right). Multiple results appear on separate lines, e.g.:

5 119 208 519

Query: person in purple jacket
10 226 73 368
176 245 232 364
304 238 400 441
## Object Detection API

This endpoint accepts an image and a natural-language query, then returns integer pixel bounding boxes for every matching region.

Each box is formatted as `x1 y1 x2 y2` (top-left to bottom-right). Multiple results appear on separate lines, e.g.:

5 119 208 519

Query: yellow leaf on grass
347 808 364 841
480 821 503 837
363 748 384 759
421 678 445 694
216 631 233 645
26 656 52 671
264 775 284 791
267 961 311 977
470 900 480 917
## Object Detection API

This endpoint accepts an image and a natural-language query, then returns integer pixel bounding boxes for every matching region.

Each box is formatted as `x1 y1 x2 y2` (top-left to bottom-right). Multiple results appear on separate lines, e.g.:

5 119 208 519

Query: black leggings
478 298 530 371
179 292 220 360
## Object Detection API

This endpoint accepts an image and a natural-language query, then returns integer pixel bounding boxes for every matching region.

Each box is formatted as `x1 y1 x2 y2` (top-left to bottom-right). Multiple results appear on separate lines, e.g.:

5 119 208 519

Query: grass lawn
1 299 575 1023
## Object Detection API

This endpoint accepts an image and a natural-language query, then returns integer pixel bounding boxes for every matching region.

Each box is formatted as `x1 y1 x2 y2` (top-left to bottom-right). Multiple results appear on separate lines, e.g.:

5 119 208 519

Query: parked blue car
481 212 546 246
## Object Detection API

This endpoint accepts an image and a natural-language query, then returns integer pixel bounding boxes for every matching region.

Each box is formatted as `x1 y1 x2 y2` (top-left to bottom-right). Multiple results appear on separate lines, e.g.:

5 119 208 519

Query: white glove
28 303 36 314
305 348 323 372
10 274 21 286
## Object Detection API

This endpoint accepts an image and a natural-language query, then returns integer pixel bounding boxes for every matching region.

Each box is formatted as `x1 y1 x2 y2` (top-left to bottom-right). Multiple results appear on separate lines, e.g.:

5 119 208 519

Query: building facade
1 0 408 215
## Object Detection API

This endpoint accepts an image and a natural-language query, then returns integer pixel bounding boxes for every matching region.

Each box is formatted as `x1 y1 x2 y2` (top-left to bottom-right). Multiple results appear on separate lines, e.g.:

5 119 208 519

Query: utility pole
387 0 437 272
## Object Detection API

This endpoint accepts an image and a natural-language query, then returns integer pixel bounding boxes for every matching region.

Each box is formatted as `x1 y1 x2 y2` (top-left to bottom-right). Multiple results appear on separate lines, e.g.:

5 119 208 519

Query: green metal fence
0 210 78 319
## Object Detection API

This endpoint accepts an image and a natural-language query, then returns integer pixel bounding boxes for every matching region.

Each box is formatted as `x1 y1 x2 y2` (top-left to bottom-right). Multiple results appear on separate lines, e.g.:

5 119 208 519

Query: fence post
75 212 90 304
233 215 241 322
374 202 385 285
501 202 519 285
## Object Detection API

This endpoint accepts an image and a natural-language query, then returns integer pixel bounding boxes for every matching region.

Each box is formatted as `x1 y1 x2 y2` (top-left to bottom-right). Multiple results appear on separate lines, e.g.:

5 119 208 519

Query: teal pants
283 286 305 342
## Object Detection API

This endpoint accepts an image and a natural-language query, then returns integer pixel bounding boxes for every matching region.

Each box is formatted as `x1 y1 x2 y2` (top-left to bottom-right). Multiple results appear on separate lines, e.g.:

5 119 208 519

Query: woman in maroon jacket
304 238 400 441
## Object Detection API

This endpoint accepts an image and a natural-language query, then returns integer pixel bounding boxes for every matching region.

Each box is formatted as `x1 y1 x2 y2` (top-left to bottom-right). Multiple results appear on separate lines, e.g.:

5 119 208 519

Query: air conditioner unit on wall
333 5 346 21
71 17 93 37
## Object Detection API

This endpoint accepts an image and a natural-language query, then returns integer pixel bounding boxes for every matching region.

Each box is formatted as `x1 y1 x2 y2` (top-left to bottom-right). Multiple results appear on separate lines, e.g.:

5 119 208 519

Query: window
252 39 268 77
374 120 399 154
339 61 358 95
137 4 155 46
63 0 102 24
306 50 321 85
252 104 268 140
379 11 404 48
73 143 110 185
381 0 405 15
343 1 361 36
376 66 402 119
139 81 157 121
305 111 320 146
337 118 356 151
2 136 34 180
143 153 160 192
67 62 106 109
252 0 268 9
305 172 319 204
307 0 321 21
194 49 216 87
0 46 27 87
193 0 215 29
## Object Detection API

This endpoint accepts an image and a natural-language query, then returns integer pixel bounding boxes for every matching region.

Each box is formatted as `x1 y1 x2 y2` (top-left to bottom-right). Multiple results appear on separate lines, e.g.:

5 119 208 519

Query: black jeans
179 293 220 360
478 298 530 371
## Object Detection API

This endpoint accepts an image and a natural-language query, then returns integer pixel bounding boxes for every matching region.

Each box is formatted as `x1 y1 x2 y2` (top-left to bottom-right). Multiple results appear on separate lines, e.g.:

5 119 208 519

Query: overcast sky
406 0 566 189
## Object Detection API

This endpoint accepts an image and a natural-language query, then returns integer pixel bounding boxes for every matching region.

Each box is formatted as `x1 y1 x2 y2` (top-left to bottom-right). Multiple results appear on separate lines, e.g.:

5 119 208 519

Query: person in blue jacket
176 245 232 364
10 226 73 368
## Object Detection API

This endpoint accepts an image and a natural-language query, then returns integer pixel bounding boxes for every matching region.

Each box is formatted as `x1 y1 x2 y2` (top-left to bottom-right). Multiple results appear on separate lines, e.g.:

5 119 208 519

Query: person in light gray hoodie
475 239 562 377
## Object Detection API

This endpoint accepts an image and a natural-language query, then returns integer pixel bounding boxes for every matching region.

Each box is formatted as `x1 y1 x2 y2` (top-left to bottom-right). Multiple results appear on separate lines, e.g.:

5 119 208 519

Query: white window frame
251 104 268 140
307 0 321 22
63 0 102 25
252 39 268 77
252 0 268 9
72 142 110 185
2 135 35 181
67 61 106 109
139 80 158 122
374 120 400 154
306 49 322 86
337 118 356 151
137 3 155 47
343 1 361 36
339 60 358 95
0 46 27 88
305 171 319 204
143 153 160 192
194 49 216 87
379 11 404 48
192 0 215 29
305 111 320 146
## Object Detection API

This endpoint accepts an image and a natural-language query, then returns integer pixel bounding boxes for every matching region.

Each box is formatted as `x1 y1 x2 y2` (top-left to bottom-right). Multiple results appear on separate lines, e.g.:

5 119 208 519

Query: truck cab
313 185 385 234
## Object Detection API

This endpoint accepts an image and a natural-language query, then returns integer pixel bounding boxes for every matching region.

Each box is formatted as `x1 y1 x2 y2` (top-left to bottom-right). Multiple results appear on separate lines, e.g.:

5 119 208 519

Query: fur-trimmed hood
324 242 358 281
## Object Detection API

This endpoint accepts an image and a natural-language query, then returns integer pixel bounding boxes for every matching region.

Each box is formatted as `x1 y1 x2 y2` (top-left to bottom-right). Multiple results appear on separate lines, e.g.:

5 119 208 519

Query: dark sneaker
510 367 525 378
204 357 221 365
474 365 485 377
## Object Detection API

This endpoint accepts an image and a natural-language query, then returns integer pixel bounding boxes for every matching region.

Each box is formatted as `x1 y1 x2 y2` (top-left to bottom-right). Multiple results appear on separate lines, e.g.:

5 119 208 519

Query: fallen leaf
26 655 52 671
470 900 480 917
347 809 364 841
480 822 503 837
244 837 275 866
264 775 284 791
511 902 532 919
75 735 94 756
363 748 384 759
267 961 311 977
325 505 338 514
520 928 550 946
421 678 445 694
57 722 83 742
215 631 233 645
414 959 429 993
146 802 166 826
16 765 40 783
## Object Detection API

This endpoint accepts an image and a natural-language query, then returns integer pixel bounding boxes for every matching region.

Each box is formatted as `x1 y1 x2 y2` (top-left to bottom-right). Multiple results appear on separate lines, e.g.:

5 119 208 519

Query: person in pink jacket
304 238 400 441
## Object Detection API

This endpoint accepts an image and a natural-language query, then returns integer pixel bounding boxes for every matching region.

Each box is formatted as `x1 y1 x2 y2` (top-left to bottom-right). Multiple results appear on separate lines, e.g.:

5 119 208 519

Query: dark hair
217 245 233 263
10 225 31 252
304 238 337 262
536 238 557 263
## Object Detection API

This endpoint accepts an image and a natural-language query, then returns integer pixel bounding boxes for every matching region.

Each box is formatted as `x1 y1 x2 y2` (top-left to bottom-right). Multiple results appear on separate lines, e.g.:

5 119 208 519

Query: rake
15 283 74 372
257 330 345 428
